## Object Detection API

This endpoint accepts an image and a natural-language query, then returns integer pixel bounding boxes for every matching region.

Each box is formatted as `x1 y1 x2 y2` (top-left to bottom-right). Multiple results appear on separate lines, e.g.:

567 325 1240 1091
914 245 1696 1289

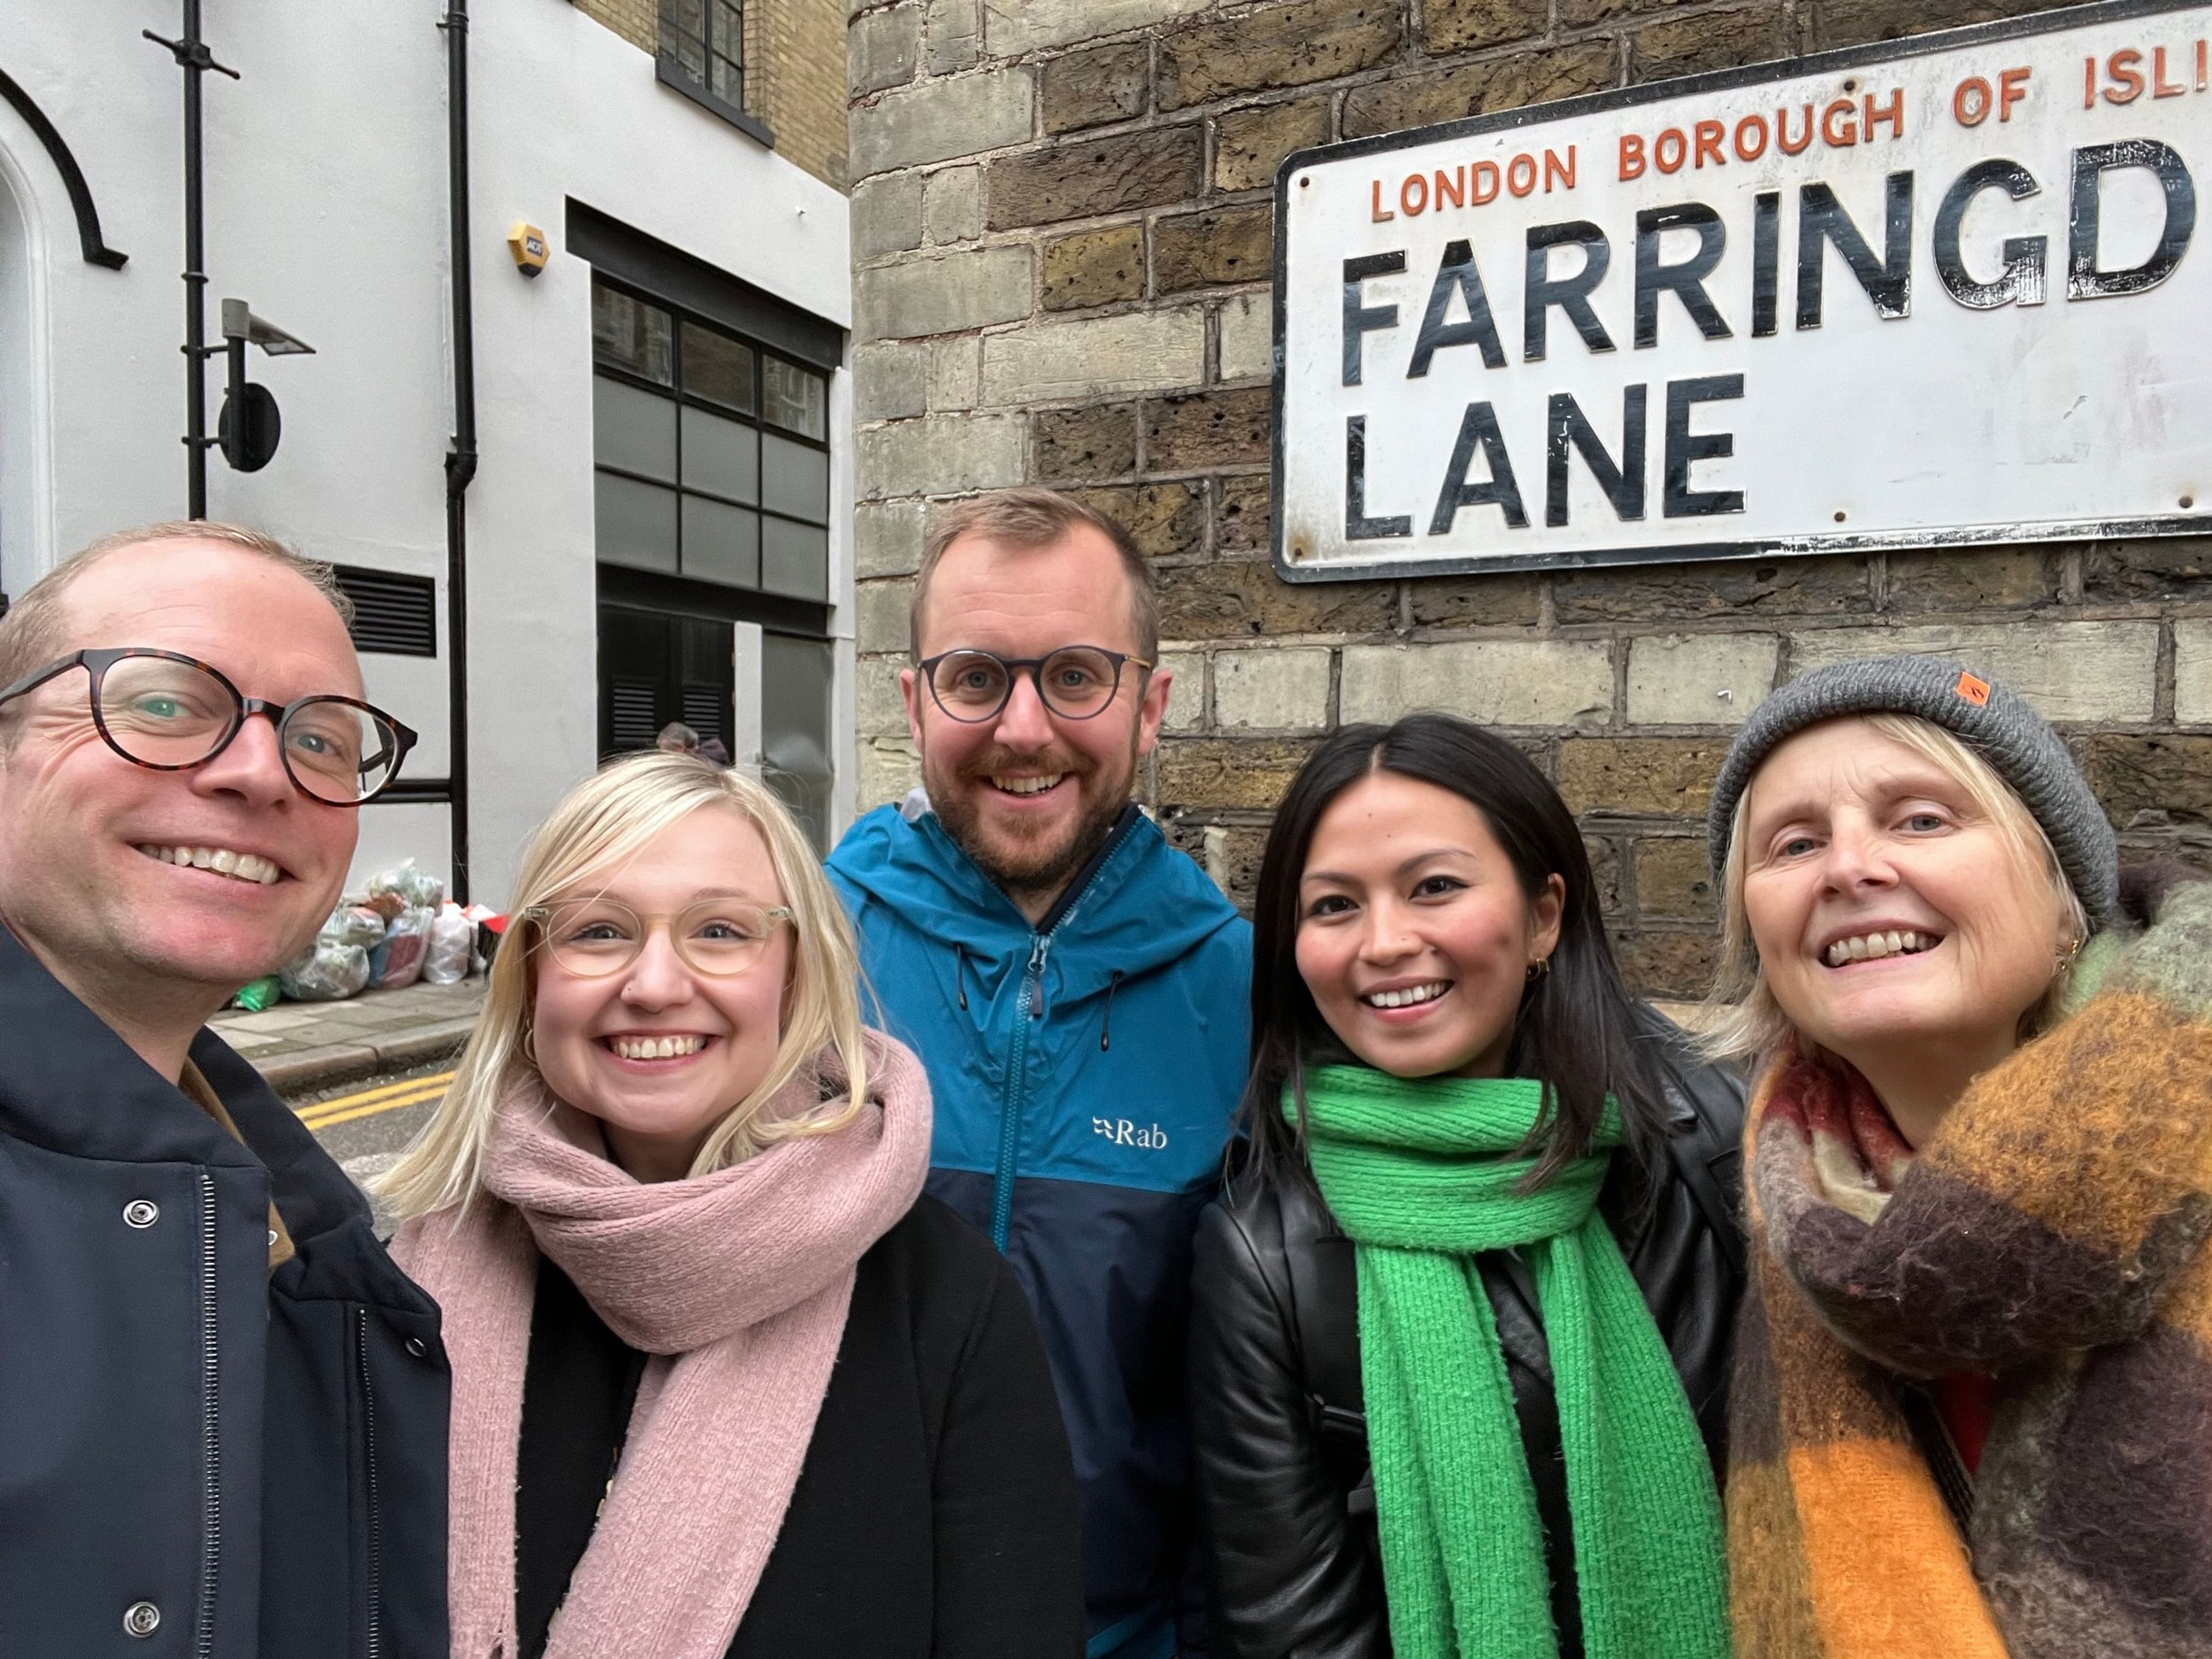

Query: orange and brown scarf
1729 882 2212 1659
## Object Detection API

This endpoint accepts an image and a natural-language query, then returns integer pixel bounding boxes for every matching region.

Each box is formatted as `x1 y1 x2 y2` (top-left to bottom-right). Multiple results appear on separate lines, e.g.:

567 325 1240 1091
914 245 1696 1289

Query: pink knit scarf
392 1029 931 1659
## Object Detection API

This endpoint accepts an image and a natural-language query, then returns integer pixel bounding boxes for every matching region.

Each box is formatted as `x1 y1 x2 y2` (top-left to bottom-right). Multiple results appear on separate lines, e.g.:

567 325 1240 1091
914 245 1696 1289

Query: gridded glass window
589 277 832 604
682 321 755 413
594 379 677 482
681 405 757 502
593 285 672 385
762 357 827 440
594 474 679 573
762 632 834 853
660 0 744 113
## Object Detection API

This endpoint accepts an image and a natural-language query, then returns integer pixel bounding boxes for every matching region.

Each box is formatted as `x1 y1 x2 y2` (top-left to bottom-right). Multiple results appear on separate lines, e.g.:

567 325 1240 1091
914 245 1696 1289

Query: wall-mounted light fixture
217 297 315 473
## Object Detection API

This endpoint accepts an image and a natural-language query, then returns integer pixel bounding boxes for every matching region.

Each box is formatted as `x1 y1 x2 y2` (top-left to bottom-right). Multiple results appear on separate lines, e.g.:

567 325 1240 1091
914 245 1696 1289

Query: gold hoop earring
1525 956 1551 982
2055 937 2082 974
520 1025 538 1065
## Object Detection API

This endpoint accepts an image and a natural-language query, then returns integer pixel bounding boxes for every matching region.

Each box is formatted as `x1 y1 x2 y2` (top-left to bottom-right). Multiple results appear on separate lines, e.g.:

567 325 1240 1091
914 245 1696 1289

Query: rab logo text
1092 1118 1170 1151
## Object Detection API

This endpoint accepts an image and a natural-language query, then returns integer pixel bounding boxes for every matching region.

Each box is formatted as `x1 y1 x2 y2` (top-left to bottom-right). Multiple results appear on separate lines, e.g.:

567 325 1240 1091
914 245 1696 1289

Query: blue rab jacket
829 802 1252 1659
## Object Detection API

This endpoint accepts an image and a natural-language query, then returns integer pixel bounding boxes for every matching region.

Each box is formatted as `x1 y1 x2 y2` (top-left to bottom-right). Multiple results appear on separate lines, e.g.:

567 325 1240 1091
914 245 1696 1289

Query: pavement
210 977 486 1092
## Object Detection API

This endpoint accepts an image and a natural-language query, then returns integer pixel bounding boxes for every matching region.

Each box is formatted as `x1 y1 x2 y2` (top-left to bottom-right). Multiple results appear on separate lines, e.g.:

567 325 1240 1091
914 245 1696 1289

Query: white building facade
0 0 854 906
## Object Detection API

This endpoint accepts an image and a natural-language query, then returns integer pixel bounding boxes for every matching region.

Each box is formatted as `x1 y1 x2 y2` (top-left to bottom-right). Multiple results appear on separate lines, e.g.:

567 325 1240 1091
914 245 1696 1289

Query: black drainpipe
144 1 237 518
439 0 477 904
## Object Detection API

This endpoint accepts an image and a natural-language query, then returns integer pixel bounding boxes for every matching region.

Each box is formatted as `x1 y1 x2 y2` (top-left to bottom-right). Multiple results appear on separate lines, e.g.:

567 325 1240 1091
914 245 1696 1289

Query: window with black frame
658 0 759 138
590 275 837 850
590 278 830 602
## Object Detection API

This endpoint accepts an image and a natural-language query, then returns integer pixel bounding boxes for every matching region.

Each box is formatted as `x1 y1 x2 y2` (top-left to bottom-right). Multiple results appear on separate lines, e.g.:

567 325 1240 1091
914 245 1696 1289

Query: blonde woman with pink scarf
380 751 1082 1659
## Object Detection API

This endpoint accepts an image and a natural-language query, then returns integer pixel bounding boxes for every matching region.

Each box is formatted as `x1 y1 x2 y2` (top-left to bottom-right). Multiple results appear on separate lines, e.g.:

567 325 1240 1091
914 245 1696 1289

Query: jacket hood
828 803 1243 1002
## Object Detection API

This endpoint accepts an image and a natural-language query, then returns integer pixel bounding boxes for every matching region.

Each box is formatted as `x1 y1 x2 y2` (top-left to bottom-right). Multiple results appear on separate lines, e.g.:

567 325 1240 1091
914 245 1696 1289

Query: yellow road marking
297 1070 456 1130
302 1086 452 1132
306 1068 460 1112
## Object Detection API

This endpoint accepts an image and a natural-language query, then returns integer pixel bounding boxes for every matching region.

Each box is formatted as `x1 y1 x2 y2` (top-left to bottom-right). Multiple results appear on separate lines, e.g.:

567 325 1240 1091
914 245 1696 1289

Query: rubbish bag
422 903 474 985
329 906 387 952
372 906 434 990
366 858 445 914
230 975 282 1013
280 913 373 1001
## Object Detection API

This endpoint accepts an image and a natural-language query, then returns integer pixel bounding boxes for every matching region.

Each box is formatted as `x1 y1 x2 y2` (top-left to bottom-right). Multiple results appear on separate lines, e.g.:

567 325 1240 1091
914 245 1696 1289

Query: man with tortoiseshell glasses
0 523 448 1658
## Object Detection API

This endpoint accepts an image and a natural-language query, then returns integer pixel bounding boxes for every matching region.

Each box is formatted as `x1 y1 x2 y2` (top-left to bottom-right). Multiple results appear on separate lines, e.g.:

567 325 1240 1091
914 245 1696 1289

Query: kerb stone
980 308 1206 404
1342 641 1612 727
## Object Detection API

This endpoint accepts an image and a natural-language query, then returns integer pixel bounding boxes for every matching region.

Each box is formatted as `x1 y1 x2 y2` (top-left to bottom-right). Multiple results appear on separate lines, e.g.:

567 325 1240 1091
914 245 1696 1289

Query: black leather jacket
1187 1018 1747 1659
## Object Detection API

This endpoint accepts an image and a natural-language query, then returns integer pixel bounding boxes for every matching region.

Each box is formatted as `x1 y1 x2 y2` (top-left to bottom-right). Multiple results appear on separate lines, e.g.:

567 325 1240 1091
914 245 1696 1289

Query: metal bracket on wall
0 66 128 268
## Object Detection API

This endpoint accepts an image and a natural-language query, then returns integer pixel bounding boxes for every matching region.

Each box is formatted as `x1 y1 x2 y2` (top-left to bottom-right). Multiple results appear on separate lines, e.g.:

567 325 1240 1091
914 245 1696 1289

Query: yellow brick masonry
575 0 849 189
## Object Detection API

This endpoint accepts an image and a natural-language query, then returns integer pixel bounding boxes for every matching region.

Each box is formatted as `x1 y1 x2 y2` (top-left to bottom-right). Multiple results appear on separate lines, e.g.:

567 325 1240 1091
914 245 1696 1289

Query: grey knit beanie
1706 655 2118 924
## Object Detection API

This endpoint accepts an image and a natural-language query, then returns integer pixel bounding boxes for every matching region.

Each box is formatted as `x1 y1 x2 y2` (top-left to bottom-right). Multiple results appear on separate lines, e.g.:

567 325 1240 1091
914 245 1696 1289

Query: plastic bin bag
422 904 474 985
279 914 372 1000
229 976 282 1013
366 859 445 914
373 906 434 990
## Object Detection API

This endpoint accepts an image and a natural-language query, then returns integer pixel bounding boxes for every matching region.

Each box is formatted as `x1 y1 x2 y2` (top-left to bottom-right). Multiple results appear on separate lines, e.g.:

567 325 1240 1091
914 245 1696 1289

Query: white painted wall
0 0 851 907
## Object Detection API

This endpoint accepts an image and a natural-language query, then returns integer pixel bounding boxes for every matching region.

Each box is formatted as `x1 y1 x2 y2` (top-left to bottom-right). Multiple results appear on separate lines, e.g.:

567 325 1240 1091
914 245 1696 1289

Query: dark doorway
597 604 734 758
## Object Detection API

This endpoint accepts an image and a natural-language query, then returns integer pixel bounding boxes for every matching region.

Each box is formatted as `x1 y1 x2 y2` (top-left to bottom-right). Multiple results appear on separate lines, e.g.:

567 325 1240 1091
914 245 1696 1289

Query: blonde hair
377 751 869 1217
1699 712 2090 1069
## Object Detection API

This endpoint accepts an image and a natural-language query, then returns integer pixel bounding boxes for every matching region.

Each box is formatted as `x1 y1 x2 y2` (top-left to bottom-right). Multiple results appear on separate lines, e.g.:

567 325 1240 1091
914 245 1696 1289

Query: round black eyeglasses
0 647 417 806
916 645 1153 725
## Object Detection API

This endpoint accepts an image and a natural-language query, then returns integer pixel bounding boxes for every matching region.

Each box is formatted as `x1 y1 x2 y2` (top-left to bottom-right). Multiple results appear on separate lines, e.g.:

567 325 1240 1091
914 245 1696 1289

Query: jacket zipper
355 1309 385 1659
195 1172 221 1659
985 832 1127 1250
989 934 1049 1249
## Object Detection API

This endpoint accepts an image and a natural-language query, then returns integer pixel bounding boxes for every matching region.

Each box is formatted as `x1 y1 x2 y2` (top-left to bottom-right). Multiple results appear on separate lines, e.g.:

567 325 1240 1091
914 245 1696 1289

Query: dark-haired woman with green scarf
1188 714 1747 1659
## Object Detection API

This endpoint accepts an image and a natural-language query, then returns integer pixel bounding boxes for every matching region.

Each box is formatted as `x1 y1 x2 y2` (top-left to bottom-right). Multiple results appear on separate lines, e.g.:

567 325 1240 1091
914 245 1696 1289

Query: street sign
1271 0 2211 581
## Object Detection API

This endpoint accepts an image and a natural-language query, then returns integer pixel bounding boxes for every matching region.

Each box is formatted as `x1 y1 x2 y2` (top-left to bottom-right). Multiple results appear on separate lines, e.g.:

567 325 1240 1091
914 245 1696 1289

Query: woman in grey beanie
1707 654 2212 1659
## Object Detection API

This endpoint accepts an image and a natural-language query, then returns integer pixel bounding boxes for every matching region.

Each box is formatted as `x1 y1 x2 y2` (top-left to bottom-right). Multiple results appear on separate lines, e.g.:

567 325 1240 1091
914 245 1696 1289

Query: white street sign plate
1271 0 2211 579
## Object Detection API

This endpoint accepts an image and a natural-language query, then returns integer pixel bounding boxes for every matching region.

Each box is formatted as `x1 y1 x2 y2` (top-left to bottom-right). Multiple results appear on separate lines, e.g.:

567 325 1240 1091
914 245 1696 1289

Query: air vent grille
681 685 725 743
610 681 659 749
331 565 437 657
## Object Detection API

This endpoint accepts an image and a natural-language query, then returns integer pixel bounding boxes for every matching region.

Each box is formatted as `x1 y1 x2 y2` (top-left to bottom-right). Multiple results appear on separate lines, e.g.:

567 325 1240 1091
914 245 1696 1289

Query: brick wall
763 0 850 186
575 0 849 189
575 0 657 55
844 0 2212 998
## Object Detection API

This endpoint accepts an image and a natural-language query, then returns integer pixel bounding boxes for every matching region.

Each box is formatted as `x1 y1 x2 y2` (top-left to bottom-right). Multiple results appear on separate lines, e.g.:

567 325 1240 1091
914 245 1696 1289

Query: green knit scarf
1295 1066 1728 1659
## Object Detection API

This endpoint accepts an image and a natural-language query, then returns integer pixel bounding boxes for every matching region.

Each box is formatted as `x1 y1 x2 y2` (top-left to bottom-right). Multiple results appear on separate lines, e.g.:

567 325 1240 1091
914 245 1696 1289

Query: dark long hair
1238 713 1671 1194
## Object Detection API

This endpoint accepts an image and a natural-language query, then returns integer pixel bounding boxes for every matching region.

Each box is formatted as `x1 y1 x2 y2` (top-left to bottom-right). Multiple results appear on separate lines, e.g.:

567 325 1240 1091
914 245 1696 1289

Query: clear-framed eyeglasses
915 645 1152 724
522 896 794 979
0 646 415 806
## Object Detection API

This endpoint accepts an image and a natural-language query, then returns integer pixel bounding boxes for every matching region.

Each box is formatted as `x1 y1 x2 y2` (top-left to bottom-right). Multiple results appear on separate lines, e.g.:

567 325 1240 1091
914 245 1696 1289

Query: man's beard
925 737 1137 912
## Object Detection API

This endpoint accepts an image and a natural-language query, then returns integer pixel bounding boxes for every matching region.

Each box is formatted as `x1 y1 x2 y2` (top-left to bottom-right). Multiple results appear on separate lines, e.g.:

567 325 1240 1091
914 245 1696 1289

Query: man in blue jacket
829 488 1251 1659
0 524 447 1657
